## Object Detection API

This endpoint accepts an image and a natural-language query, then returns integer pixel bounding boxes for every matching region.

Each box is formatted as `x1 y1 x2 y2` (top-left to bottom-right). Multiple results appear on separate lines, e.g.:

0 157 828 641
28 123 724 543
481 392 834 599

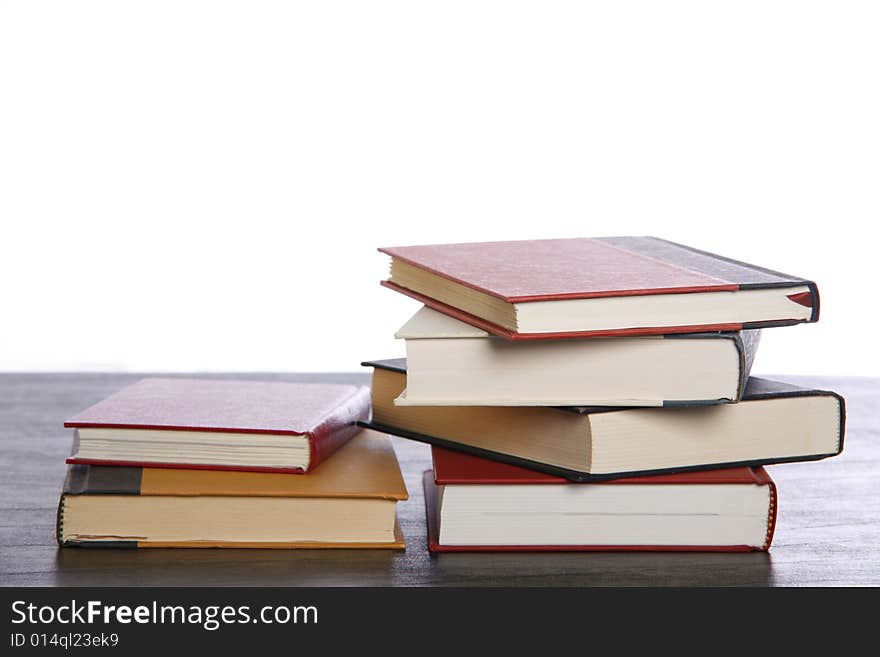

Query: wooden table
1 373 876 587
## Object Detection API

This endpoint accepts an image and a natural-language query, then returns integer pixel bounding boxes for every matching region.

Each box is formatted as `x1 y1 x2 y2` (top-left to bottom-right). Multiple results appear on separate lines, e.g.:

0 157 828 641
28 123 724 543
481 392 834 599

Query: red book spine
306 386 372 471
753 467 779 551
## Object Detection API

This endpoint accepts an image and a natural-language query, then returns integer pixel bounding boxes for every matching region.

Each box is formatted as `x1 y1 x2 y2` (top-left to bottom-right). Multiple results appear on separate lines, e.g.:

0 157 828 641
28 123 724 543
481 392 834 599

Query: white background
1 1 877 375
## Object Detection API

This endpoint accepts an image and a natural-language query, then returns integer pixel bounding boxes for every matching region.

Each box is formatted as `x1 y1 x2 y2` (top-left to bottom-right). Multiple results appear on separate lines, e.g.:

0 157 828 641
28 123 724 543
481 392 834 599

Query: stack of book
56 378 408 549
364 236 845 552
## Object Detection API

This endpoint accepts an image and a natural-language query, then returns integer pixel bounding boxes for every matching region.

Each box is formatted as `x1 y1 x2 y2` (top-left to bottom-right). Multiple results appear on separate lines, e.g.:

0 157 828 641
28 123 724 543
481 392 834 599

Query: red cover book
64 378 370 473
425 448 777 553
379 236 818 339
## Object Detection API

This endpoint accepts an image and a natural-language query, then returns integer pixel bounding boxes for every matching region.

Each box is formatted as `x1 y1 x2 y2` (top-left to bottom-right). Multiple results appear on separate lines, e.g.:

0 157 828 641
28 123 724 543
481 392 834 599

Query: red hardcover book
379 236 818 339
425 448 777 552
64 377 370 473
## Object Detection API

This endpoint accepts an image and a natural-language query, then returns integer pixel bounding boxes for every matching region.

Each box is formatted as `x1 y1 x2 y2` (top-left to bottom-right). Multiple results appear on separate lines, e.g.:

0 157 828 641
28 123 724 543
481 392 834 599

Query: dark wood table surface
1 373 877 587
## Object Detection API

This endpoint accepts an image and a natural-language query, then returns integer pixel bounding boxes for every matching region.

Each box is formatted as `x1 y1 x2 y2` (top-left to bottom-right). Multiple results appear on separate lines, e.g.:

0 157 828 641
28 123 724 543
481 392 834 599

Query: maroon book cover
380 236 818 339
64 378 370 473
425 447 777 553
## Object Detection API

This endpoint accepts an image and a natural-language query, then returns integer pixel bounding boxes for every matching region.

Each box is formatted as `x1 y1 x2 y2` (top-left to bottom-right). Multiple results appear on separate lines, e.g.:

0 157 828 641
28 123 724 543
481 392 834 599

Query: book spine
830 392 846 456
61 461 87 495
599 237 820 323
55 495 65 546
751 467 778 551
62 463 145 495
764 479 778 551
606 237 815 287
736 329 761 399
307 386 372 471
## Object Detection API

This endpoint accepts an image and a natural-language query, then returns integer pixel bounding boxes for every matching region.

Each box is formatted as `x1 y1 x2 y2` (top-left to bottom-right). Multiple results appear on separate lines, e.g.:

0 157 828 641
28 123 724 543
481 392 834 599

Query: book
57 429 408 548
64 377 370 473
424 447 777 552
378 236 819 340
362 359 845 481
395 306 759 406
